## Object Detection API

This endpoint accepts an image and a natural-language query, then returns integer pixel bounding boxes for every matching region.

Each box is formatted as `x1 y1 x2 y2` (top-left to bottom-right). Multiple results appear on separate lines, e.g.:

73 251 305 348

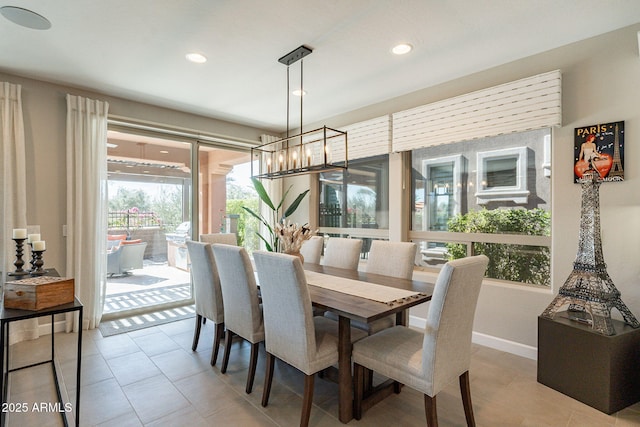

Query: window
319 155 389 230
422 155 463 231
410 128 551 287
476 147 529 204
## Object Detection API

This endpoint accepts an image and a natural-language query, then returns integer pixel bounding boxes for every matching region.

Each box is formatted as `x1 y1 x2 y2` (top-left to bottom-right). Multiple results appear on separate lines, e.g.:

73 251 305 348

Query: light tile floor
5 318 640 426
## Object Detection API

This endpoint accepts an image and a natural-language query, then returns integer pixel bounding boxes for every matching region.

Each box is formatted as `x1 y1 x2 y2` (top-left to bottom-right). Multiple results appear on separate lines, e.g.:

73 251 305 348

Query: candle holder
7 238 29 277
30 249 46 276
28 243 36 272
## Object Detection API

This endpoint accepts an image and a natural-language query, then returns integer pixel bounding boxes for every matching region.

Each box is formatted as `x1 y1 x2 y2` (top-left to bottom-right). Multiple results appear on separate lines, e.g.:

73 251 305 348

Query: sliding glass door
104 131 193 317
103 130 258 319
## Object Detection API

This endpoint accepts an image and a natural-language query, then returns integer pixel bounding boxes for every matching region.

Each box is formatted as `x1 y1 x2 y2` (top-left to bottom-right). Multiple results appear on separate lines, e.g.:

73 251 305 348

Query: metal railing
108 210 163 229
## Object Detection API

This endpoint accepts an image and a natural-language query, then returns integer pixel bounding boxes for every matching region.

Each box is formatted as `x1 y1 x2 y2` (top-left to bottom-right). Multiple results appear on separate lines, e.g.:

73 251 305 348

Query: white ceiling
2 1 640 133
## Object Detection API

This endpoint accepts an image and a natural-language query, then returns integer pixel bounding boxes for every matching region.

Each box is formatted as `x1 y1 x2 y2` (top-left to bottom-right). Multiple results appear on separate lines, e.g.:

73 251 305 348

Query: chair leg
353 363 365 420
424 394 438 427
301 374 315 427
262 352 275 407
221 330 234 373
246 342 260 394
211 322 224 366
192 314 203 351
459 371 476 427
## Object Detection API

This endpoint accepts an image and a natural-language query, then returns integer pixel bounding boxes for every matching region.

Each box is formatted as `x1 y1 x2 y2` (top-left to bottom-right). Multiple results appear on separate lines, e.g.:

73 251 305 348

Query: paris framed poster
574 121 624 183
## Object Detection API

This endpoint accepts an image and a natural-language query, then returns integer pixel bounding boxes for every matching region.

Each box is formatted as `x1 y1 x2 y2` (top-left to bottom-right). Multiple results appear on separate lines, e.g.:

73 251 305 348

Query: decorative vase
285 250 304 264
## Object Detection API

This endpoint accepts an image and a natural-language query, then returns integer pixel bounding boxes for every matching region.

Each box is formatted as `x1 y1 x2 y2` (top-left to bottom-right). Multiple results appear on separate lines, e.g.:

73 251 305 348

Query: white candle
306 148 312 167
292 150 298 169
27 233 41 244
12 228 27 239
32 240 46 251
267 157 272 173
325 145 332 164
278 153 284 171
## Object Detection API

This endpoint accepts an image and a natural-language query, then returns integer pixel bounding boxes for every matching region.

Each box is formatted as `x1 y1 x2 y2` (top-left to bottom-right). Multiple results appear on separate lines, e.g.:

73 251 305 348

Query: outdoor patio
104 260 191 315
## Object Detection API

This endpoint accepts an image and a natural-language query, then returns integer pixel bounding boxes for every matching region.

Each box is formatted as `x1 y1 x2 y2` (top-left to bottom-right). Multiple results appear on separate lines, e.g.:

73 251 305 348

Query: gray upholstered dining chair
253 250 367 427
186 240 225 366
322 237 362 270
320 237 361 317
200 232 238 246
211 244 265 394
366 240 417 280
299 235 323 264
327 240 418 335
352 255 489 426
362 240 418 334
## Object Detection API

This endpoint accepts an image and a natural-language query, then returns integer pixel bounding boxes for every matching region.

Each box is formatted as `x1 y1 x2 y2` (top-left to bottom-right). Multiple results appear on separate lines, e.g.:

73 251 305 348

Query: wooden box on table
3 276 75 311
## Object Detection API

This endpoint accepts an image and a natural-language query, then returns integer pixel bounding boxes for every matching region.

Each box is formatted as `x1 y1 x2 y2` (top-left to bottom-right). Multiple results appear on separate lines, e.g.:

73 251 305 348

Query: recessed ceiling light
159 150 169 154
186 52 207 64
0 6 51 30
392 43 413 55
292 89 307 97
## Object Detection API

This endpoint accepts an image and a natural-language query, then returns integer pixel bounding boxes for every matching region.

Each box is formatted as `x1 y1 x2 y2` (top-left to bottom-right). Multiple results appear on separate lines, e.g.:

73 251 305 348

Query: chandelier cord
286 65 290 140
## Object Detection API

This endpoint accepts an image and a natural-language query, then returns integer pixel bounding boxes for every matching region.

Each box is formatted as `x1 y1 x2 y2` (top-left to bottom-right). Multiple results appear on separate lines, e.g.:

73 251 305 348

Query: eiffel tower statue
541 171 639 335
608 122 624 178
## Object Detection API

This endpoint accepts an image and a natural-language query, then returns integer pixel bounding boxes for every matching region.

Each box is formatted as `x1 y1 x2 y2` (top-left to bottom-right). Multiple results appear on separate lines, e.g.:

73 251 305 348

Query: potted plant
242 177 309 252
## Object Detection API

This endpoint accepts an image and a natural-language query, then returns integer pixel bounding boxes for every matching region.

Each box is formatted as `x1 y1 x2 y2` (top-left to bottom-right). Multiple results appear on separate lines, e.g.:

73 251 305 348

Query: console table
0 298 83 427
538 311 640 414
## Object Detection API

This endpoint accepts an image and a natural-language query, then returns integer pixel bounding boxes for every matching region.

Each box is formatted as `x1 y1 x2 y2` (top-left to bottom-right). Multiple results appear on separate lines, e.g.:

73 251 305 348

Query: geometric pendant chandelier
251 45 348 179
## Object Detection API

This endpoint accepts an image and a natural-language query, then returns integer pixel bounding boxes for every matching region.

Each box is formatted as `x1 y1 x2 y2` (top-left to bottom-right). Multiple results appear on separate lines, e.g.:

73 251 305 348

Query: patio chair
107 241 147 276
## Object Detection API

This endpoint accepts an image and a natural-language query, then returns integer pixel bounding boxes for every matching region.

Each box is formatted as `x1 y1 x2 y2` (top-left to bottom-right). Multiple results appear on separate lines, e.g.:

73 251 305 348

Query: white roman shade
339 115 390 161
392 70 562 152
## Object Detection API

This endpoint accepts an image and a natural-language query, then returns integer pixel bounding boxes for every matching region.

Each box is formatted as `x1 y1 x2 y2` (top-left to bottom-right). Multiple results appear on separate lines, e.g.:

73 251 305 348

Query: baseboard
472 331 537 360
38 320 68 336
408 315 538 361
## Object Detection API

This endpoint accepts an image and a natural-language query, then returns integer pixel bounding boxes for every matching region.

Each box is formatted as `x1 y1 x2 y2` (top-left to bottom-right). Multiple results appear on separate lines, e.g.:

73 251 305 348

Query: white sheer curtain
1 82 39 344
65 95 109 330
259 135 283 250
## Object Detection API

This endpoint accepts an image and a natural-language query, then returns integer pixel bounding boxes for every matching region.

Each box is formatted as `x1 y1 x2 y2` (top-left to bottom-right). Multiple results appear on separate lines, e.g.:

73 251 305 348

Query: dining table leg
338 315 353 423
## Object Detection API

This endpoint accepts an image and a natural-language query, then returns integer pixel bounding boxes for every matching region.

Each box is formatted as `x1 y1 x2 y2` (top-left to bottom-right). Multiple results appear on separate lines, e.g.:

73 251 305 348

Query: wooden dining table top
303 263 435 323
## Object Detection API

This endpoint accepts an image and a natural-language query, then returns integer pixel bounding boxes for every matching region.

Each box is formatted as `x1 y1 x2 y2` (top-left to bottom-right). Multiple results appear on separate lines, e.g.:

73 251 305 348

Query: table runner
305 271 423 305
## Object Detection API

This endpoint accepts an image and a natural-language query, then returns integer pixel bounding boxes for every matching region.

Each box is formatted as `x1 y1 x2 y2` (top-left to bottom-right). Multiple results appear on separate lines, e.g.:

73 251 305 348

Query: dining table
302 263 435 423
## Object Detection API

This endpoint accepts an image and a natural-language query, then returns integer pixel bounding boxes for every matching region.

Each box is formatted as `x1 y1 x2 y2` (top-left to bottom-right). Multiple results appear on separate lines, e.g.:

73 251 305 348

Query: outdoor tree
151 186 184 232
108 187 151 212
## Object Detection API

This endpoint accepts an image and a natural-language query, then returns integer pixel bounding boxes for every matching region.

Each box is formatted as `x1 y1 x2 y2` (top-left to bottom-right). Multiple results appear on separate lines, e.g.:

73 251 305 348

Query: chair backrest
323 237 362 270
118 242 147 271
299 236 323 264
366 241 417 279
211 244 263 342
253 251 317 373
200 233 237 246
422 255 489 395
186 240 224 324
